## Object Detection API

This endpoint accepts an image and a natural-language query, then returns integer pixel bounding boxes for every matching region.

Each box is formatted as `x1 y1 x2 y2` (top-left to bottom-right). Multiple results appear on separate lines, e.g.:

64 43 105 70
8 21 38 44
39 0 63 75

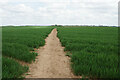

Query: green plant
57 27 118 78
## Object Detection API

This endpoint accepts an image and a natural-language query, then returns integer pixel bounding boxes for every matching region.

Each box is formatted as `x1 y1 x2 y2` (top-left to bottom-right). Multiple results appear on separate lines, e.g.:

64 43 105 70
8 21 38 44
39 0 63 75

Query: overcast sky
0 0 119 26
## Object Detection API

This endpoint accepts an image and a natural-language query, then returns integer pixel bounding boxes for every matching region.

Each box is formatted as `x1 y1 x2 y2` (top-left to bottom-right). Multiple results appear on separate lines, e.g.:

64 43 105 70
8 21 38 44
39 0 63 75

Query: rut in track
26 28 79 78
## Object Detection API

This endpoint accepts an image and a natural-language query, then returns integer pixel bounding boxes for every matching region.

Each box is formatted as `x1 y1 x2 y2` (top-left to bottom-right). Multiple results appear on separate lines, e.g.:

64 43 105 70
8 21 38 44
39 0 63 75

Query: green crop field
2 26 53 78
57 27 118 78
2 26 119 79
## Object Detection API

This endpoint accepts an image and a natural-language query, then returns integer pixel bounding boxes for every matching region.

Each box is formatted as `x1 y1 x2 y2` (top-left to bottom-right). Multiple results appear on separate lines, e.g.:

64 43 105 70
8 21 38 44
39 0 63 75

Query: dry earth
26 28 81 78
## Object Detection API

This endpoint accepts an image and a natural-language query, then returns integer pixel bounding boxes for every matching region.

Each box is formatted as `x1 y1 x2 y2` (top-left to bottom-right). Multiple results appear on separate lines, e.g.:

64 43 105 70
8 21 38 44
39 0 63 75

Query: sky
0 0 119 26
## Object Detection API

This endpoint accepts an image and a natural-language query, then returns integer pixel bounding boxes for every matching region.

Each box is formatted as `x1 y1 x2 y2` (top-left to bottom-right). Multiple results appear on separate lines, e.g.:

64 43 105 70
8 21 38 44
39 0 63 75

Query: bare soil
25 28 81 78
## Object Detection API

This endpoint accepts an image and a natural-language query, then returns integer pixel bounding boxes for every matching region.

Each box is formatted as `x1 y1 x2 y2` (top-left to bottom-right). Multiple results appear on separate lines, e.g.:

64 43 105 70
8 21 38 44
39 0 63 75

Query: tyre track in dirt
26 28 81 78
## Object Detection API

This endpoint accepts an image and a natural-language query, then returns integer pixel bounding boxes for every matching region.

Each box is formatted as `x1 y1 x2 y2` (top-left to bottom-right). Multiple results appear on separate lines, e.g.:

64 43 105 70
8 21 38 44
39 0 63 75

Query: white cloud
0 0 119 26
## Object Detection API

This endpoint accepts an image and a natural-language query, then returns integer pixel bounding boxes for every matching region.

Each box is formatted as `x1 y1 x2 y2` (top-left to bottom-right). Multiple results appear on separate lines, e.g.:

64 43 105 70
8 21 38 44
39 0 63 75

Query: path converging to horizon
26 28 78 78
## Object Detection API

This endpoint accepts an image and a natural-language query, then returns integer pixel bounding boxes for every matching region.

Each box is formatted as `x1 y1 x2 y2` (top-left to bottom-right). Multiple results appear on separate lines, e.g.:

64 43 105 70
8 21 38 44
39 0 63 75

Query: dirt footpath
26 28 80 78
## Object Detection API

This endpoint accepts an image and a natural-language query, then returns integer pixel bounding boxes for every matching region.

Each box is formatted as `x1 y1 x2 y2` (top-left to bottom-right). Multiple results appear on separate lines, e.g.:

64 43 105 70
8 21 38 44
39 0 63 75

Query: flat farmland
2 26 53 78
2 26 119 79
57 27 118 78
